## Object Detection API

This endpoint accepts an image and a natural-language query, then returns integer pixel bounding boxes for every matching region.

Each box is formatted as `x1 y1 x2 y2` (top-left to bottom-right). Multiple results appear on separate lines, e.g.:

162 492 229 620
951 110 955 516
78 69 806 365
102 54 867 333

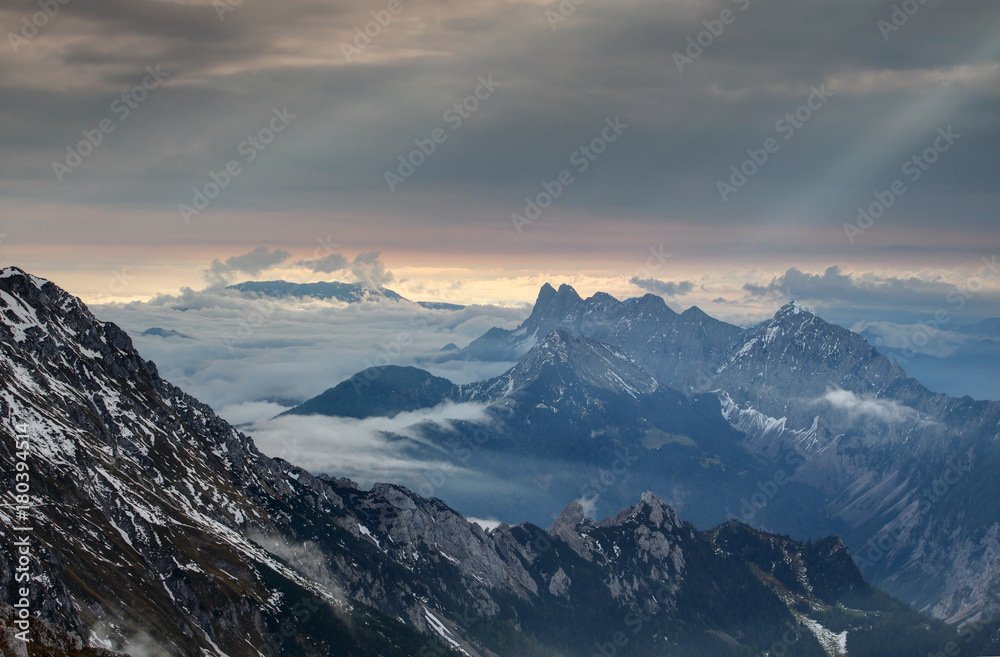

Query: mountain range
288 282 1000 625
2 268 1000 656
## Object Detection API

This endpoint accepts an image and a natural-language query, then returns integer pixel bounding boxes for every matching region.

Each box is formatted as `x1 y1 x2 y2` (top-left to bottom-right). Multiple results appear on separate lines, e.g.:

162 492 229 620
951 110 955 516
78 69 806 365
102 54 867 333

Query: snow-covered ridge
718 391 823 453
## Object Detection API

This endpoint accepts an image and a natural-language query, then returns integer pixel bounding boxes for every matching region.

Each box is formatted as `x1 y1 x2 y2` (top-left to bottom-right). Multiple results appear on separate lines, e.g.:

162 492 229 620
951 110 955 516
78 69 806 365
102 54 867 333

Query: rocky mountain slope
1 268 978 655
288 328 794 529
302 282 1000 623
0 267 435 656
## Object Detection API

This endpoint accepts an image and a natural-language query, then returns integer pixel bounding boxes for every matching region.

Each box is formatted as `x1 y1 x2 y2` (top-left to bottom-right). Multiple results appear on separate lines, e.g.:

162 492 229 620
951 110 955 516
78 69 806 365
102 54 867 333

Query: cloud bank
630 277 694 297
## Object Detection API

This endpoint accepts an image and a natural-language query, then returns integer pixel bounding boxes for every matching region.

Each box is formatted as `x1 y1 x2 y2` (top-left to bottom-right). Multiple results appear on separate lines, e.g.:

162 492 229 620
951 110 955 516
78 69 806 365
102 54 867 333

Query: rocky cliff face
708 302 1000 620
0 267 967 656
414 283 1000 621
0 267 421 655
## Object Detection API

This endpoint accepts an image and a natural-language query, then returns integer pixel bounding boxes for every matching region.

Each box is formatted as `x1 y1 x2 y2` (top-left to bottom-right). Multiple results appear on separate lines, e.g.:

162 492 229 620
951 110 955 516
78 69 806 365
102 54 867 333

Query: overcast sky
1 0 998 320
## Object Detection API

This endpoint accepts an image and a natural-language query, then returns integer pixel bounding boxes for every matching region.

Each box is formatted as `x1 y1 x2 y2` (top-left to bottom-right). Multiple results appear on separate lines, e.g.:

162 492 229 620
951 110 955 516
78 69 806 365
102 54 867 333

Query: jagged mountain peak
632 292 676 313
0 264 160 414
550 499 587 531
726 299 859 363
534 281 581 303
554 282 580 296
603 490 680 532
534 281 557 305
526 284 634 328
1 265 50 287
713 297 930 430
1 266 81 320
452 282 738 369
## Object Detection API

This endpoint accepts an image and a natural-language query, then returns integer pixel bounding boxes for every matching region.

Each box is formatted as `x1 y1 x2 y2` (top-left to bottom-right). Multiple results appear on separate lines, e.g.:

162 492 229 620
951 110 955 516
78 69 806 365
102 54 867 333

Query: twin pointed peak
601 491 679 531
533 282 582 311
551 491 680 533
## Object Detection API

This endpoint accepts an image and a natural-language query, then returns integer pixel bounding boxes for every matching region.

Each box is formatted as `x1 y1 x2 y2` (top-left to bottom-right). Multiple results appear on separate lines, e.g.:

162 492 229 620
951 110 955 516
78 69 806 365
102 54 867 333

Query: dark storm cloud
743 263 1000 322
302 253 349 274
744 265 949 302
1 0 997 248
204 246 290 285
629 277 694 297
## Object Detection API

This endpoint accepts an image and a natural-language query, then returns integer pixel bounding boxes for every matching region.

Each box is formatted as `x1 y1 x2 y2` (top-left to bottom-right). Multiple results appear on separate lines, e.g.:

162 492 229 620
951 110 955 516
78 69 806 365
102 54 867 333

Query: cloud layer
817 389 923 424
743 263 1000 324
630 277 695 297
246 402 493 485
205 246 291 286
94 289 526 413
2 0 997 295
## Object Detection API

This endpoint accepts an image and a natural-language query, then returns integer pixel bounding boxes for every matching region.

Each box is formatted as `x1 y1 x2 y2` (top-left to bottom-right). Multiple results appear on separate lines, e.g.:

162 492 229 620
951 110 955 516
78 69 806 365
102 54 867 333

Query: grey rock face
453 284 1000 620
4 267 913 657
